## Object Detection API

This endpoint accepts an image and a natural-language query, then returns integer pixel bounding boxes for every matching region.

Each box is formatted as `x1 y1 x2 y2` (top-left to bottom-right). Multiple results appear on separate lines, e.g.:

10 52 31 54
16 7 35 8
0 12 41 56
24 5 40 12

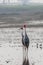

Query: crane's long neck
23 27 26 37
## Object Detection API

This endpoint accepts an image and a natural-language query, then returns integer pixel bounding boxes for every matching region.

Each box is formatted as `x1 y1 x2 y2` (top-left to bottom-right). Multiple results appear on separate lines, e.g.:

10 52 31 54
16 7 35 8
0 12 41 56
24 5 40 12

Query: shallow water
0 28 43 65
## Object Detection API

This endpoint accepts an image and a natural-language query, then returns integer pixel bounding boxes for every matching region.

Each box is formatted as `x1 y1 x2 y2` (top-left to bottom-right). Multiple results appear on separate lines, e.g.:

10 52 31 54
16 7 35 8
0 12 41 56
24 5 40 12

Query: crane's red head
24 24 26 28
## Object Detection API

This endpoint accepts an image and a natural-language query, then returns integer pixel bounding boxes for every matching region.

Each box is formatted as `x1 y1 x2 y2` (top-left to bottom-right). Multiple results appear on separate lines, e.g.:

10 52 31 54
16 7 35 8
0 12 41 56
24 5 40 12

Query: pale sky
30 0 43 3
0 0 43 3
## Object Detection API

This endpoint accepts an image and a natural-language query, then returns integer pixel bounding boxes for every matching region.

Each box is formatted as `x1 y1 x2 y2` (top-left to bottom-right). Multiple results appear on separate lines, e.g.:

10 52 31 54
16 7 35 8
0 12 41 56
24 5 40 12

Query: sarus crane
21 25 29 62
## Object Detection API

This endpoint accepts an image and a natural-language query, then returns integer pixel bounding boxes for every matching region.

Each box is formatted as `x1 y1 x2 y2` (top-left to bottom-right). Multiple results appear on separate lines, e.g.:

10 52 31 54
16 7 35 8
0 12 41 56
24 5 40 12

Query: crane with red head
21 24 29 48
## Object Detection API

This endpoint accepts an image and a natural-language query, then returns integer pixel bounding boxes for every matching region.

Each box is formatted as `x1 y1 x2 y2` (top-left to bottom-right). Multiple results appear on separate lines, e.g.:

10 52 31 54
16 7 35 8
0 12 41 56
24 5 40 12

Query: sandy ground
0 27 43 65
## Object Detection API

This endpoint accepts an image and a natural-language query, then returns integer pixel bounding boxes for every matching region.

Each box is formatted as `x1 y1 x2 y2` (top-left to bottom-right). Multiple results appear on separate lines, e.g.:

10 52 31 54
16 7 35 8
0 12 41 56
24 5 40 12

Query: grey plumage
21 27 29 48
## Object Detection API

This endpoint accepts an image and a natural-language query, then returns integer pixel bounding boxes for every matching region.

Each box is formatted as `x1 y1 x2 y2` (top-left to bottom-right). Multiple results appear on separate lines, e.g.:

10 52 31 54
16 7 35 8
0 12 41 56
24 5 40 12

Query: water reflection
22 46 29 65
22 58 29 65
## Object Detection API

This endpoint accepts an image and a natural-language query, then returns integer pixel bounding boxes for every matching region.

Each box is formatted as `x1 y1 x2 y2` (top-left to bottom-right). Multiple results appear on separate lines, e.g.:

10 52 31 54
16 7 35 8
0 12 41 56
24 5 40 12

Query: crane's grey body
22 28 29 48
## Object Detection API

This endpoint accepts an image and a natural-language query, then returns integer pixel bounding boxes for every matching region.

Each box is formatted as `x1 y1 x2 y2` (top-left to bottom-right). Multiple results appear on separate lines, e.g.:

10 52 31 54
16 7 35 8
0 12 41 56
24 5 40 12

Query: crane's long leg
23 47 29 65
23 46 28 61
26 48 28 61
23 46 26 61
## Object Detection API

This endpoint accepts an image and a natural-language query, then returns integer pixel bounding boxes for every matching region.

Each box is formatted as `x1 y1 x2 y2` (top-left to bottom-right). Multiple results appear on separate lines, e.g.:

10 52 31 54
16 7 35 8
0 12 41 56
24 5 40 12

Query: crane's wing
25 34 29 47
